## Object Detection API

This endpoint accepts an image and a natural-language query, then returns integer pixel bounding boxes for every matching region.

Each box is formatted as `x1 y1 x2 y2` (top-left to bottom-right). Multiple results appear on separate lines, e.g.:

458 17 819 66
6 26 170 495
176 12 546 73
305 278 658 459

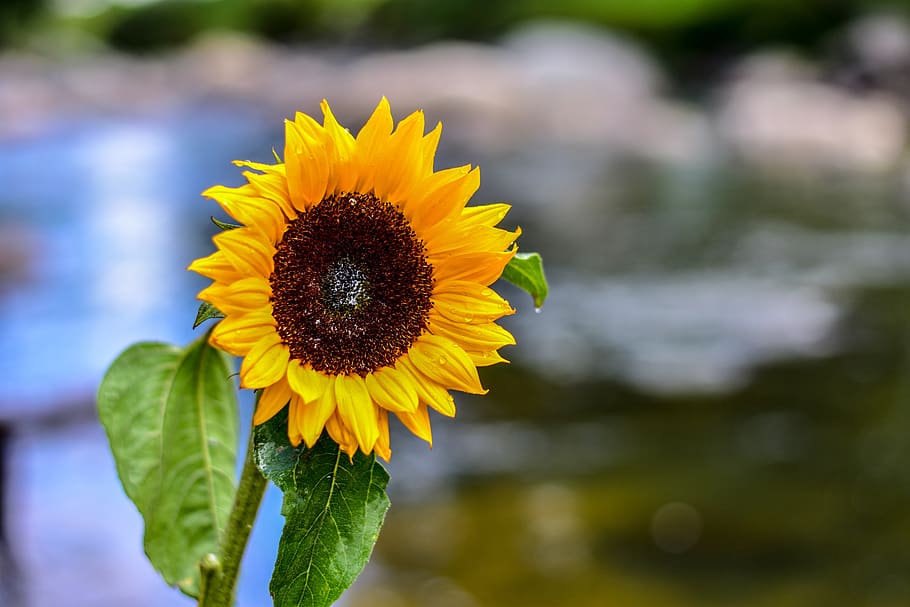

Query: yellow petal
188 252 243 283
240 333 290 389
411 166 479 231
334 374 379 454
233 159 280 172
202 184 285 244
284 119 329 209
433 281 515 324
395 404 433 446
374 409 392 461
212 228 275 278
287 361 331 402
286 398 304 446
293 109 325 139
254 377 292 425
431 249 515 286
242 164 297 220
296 385 336 448
198 276 271 315
326 410 360 458
353 97 393 191
468 350 510 367
428 313 516 352
425 224 521 259
364 366 419 412
408 335 486 395
321 99 357 193
420 121 442 174
209 310 276 356
398 357 456 417
407 164 471 228
460 203 512 227
373 109 426 203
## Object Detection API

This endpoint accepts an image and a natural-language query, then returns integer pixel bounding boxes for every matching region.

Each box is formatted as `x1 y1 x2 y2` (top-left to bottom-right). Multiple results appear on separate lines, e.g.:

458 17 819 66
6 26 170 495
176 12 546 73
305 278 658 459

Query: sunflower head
189 98 519 460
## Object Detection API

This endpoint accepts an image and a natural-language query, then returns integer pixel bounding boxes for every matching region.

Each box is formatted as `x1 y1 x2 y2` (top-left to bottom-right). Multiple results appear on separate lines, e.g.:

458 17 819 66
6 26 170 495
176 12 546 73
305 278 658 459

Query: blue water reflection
0 107 268 416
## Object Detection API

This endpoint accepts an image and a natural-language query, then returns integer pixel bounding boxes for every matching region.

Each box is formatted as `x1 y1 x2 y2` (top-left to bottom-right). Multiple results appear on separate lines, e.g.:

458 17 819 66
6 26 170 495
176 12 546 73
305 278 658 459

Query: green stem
199 425 267 607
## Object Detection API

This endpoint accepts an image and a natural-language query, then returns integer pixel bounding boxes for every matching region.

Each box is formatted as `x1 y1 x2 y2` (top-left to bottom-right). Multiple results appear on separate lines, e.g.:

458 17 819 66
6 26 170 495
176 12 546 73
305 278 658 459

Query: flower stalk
199 425 267 607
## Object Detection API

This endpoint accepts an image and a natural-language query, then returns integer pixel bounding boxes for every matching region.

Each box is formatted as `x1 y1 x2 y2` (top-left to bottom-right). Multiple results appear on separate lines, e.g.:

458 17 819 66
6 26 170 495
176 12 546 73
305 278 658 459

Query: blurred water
0 106 269 416
3 103 910 607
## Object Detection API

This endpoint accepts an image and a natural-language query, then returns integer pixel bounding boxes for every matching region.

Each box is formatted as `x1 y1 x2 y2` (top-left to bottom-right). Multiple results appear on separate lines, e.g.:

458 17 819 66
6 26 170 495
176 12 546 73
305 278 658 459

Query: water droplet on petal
438 357 447 365
481 288 493 297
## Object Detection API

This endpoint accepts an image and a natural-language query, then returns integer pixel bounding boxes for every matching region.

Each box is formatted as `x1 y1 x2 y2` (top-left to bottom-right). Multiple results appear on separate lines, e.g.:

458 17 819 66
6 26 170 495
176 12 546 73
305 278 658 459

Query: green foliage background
4 0 909 68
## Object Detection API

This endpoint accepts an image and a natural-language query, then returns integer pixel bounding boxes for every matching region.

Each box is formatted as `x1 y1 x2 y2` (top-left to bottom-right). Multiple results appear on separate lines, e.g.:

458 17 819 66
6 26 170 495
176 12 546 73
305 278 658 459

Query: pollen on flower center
322 258 369 313
270 191 434 376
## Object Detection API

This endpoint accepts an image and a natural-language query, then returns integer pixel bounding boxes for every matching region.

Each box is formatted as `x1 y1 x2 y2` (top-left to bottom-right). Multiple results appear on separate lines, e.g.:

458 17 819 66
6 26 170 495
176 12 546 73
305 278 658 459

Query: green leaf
254 412 390 607
194 301 225 329
97 335 239 596
211 216 241 230
501 251 549 308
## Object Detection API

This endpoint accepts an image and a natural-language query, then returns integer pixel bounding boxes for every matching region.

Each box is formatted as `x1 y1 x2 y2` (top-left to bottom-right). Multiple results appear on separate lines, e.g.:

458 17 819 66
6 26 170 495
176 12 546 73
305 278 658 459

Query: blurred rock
840 13 910 115
717 51 906 173
0 54 62 138
505 21 663 104
327 21 710 164
501 21 711 164
847 13 910 71
513 273 840 394
175 32 290 103
338 41 521 148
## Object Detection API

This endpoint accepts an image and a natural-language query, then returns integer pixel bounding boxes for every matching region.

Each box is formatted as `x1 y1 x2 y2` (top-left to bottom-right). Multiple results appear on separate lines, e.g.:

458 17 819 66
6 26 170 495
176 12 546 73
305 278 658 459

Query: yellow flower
189 98 518 460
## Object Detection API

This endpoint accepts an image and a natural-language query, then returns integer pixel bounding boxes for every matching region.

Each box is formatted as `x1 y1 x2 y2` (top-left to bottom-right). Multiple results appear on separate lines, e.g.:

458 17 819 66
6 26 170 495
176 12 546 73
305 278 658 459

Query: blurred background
4 0 910 605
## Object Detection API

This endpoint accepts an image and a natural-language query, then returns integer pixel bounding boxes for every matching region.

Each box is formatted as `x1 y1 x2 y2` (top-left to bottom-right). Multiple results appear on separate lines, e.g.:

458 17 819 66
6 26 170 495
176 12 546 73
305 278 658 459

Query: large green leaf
501 251 549 308
97 335 239 596
254 412 390 607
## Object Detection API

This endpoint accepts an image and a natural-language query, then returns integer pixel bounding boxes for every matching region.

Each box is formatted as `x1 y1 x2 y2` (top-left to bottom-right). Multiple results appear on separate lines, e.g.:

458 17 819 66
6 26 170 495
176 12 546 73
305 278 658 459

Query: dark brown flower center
270 191 434 376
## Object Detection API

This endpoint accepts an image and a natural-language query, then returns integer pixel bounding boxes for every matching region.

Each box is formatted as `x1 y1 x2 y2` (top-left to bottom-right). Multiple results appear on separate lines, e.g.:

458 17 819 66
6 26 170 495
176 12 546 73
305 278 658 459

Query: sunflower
189 98 518 460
